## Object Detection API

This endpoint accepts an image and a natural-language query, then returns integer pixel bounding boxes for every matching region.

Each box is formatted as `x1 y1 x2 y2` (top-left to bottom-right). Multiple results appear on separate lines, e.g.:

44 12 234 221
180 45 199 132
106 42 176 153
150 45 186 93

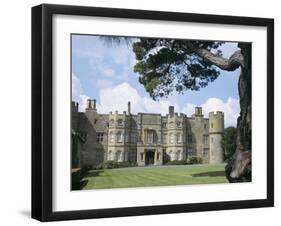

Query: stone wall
71 100 224 167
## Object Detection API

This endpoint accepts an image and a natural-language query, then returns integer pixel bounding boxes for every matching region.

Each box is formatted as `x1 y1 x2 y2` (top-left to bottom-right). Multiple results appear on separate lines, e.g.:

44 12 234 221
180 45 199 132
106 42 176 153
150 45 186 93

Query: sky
72 35 240 127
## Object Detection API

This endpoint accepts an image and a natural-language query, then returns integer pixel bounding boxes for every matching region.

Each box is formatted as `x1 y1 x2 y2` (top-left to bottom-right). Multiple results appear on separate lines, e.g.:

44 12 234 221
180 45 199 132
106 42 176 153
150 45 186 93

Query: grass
79 163 228 190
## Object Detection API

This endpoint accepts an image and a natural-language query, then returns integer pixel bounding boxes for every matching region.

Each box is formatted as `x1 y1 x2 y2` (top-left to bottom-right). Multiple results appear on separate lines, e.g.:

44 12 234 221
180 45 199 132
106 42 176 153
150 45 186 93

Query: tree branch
195 49 244 71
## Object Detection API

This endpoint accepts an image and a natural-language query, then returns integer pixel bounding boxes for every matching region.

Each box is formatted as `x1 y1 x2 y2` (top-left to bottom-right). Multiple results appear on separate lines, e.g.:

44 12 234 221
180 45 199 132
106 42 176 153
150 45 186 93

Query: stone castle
71 99 224 168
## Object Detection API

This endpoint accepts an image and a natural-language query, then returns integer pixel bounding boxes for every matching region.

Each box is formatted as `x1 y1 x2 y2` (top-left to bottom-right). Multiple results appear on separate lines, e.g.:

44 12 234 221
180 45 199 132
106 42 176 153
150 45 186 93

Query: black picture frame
31 3 274 222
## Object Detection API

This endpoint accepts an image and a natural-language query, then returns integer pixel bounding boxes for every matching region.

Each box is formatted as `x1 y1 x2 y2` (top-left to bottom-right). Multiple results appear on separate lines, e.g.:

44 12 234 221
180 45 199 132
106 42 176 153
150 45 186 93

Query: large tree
132 38 252 182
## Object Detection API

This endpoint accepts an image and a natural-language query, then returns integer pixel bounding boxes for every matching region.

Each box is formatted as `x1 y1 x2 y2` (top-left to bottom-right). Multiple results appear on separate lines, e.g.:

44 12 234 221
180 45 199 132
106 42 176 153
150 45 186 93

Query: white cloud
72 73 82 100
183 97 240 127
94 79 113 89
96 82 239 127
96 82 179 115
72 73 90 112
75 77 239 127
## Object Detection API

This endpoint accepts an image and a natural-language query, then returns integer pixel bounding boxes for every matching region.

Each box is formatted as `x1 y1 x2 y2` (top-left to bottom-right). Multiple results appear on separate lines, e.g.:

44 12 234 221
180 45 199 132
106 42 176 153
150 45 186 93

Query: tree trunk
196 43 252 182
225 43 252 182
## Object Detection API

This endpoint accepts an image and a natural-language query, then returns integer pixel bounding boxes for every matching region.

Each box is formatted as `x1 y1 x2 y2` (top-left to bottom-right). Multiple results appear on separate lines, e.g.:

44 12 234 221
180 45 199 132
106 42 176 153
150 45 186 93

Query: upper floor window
117 119 123 126
169 121 174 128
176 122 181 128
162 122 167 128
163 134 167 144
145 130 156 144
203 135 209 145
117 131 123 143
187 134 193 143
176 133 182 143
169 133 174 144
110 119 114 125
109 131 114 143
97 133 104 142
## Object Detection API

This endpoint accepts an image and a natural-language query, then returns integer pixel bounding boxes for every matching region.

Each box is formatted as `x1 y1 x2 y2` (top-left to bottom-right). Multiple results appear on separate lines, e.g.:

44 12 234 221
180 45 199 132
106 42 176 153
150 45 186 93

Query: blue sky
72 35 240 127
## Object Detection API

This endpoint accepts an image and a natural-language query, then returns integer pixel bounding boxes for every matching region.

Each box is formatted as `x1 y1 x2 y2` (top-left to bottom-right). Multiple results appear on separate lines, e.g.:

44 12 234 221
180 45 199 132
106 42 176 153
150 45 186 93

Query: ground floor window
116 150 122 162
187 148 193 157
203 148 209 158
176 150 182 160
108 150 113 160
140 153 144 161
157 152 161 161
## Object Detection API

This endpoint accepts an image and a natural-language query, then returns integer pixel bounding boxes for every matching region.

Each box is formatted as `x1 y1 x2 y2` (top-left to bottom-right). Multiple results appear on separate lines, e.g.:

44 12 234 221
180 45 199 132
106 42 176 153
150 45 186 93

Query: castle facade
71 99 224 168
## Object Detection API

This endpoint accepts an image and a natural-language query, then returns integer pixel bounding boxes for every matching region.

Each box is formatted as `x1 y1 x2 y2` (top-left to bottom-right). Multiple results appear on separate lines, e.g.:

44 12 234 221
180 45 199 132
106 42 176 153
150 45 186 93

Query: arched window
170 133 174 144
110 131 114 143
176 133 182 143
117 131 123 143
140 153 144 161
116 150 122 162
169 150 175 161
108 150 113 160
117 119 123 125
157 152 161 161
176 150 182 160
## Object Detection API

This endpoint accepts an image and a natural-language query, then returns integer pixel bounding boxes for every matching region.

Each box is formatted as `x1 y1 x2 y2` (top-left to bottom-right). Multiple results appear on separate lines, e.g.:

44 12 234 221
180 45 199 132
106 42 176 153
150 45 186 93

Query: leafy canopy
133 38 224 100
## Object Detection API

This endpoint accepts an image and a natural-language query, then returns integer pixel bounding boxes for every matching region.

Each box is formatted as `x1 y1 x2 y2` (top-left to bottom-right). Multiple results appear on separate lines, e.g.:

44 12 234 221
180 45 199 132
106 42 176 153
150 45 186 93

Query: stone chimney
128 101 131 114
194 107 203 116
92 99 97 110
169 106 174 116
86 99 92 109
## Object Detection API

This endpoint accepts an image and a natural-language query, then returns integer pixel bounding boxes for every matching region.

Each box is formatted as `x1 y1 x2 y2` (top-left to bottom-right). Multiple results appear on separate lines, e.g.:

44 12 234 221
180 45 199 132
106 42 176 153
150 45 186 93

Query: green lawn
80 163 228 190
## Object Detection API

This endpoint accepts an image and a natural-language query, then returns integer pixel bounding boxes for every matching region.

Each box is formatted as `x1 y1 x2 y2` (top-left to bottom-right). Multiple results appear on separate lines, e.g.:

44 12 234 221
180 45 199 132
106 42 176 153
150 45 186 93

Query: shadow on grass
85 170 104 178
76 170 105 190
72 170 104 190
191 170 226 177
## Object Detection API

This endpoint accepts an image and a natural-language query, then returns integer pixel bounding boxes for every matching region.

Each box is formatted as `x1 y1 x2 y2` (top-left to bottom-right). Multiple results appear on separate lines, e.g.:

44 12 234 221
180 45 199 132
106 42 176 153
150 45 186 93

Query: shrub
164 160 186 165
102 160 120 169
186 156 203 164
117 161 137 168
95 161 138 169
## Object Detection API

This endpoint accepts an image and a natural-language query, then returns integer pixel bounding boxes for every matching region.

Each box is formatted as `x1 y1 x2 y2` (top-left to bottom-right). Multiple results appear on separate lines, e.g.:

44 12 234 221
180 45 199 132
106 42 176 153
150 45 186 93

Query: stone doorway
145 150 155 165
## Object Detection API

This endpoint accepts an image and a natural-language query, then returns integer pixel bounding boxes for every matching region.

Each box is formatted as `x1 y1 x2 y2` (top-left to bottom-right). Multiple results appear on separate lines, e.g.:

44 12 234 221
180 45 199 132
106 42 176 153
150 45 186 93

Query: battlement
71 101 79 112
209 111 224 117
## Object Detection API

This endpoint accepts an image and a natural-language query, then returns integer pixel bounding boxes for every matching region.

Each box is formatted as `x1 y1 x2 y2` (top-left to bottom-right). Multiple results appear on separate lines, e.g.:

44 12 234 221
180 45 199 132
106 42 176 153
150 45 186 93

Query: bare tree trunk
225 43 252 182
196 43 252 182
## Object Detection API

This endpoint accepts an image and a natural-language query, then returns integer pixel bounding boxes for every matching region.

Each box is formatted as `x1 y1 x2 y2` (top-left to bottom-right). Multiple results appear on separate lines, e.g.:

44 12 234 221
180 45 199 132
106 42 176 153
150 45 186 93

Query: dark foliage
187 156 203 164
133 38 223 100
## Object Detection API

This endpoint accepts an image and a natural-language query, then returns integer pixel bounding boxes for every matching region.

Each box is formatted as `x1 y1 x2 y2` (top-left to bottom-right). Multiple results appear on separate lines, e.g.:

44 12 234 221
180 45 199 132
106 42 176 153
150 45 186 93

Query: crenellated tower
166 106 186 161
208 111 224 164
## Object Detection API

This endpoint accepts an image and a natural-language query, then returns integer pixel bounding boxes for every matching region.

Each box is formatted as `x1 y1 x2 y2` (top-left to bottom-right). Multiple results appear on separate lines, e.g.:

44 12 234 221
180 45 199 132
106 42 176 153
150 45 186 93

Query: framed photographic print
31 4 274 221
